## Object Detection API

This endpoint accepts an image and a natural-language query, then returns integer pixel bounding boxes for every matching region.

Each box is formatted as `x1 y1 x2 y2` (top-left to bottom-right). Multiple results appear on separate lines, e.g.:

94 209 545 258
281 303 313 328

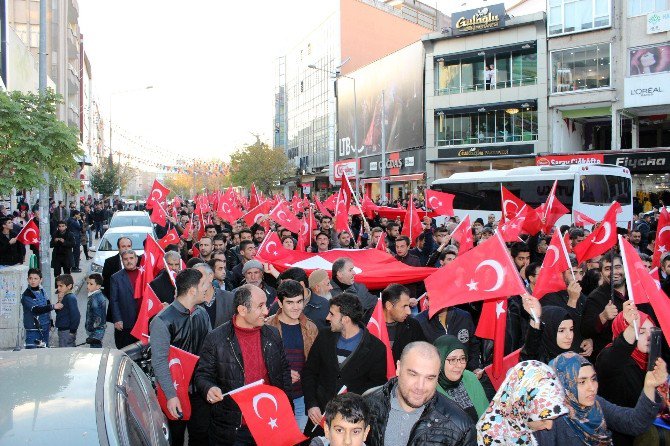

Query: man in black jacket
50 220 74 281
364 342 476 446
381 283 425 361
150 250 181 304
302 292 387 437
193 284 291 446
330 257 377 319
102 236 132 298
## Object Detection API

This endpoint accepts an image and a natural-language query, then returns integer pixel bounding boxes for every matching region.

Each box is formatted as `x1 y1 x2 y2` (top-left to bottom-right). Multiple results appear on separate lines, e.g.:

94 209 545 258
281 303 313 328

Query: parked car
109 211 153 229
90 226 154 273
0 348 169 446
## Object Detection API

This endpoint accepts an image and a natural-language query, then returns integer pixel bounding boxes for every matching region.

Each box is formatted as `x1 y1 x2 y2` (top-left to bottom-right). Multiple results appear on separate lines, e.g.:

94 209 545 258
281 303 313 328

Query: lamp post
307 64 359 194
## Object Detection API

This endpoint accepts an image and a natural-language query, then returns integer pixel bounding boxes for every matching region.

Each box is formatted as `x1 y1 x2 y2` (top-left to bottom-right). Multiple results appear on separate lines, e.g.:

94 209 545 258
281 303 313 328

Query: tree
0 89 83 195
229 137 294 194
90 157 119 197
163 173 193 198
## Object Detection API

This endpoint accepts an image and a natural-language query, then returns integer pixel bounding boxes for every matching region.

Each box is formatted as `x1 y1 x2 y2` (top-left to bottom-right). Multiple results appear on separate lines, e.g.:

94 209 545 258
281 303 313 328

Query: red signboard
334 159 358 181
535 154 604 166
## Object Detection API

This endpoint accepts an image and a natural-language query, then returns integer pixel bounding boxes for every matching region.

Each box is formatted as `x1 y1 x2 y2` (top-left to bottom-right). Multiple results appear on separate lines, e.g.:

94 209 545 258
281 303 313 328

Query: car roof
111 211 148 216
102 225 154 235
0 348 126 446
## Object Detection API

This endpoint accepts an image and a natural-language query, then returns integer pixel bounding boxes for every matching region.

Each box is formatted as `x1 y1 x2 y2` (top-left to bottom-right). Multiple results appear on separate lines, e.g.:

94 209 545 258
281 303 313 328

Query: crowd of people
2 192 670 446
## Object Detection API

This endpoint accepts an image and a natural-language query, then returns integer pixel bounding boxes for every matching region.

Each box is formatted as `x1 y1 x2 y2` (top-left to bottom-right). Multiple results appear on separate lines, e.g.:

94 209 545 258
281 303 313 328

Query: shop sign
647 10 670 34
301 183 311 195
405 156 415 167
603 152 670 172
535 154 604 166
624 73 670 108
333 159 358 181
452 3 505 35
361 148 426 178
437 144 534 159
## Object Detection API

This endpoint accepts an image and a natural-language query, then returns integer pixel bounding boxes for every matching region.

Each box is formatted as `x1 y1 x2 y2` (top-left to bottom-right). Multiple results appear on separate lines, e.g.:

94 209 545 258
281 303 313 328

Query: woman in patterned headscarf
476 360 568 445
533 351 664 446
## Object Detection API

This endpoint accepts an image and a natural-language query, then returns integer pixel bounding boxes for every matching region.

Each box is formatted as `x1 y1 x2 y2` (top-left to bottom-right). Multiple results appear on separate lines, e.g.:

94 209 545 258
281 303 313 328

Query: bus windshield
432 179 574 211
580 175 631 205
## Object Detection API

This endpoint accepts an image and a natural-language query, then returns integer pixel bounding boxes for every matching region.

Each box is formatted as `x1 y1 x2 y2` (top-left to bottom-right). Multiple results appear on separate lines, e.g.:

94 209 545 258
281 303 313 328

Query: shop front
431 143 536 181
359 148 426 202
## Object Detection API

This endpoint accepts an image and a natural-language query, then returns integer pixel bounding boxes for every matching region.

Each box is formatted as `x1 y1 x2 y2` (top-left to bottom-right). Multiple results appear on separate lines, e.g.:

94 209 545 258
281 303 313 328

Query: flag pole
557 225 575 283
311 385 348 432
221 379 265 398
618 235 639 340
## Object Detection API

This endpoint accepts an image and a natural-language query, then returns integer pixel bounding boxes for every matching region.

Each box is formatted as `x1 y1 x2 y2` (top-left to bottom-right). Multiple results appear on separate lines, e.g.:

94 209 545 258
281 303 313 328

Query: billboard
451 3 506 36
535 154 604 166
629 44 670 76
336 41 424 162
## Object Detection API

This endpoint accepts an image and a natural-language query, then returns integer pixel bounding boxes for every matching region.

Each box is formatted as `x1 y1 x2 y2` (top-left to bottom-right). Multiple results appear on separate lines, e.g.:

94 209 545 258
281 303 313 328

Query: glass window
496 56 510 88
629 0 667 16
580 175 632 205
551 44 610 93
98 232 149 252
548 0 611 35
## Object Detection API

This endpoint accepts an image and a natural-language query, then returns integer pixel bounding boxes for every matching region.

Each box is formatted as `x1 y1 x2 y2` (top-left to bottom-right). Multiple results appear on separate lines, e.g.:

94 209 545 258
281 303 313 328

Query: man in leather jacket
364 342 476 446
194 284 292 446
150 268 211 446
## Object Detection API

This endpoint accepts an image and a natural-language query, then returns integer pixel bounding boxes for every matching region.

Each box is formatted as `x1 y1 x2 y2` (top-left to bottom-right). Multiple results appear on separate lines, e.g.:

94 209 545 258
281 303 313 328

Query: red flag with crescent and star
475 297 508 381
146 179 170 210
541 180 570 233
533 229 571 299
150 201 168 227
653 207 670 268
130 283 163 344
501 186 525 221
424 189 455 217
574 209 597 228
450 215 474 255
401 195 423 246
424 233 527 318
15 219 40 245
158 228 180 250
156 346 199 421
366 299 395 379
573 202 622 263
334 186 352 234
181 220 192 240
134 235 164 300
230 383 308 446
314 195 333 218
243 201 273 228
497 205 528 243
376 231 387 251
217 189 243 223
269 201 302 234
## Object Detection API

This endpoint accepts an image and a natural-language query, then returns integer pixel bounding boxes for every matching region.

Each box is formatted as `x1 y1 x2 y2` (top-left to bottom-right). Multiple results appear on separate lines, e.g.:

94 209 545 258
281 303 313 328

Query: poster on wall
629 44 670 75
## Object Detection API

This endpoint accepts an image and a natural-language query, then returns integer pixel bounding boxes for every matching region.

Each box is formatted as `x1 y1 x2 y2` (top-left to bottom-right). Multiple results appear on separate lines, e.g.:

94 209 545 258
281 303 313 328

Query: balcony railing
435 77 538 96
435 132 538 146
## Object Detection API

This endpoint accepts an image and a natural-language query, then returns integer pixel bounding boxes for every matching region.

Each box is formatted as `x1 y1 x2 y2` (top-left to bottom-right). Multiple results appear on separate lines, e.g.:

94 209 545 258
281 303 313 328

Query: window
435 103 538 146
580 175 631 205
629 0 667 16
548 0 611 36
551 43 610 93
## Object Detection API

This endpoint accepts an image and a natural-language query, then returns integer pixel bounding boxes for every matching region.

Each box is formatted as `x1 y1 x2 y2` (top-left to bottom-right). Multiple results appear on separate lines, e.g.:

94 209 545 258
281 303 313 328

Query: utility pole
380 90 387 204
38 0 52 296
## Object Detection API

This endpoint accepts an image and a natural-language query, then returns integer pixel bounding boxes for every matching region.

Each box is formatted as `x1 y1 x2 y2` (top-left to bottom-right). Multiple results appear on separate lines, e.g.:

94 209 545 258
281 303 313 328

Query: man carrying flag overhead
151 268 211 446
573 201 622 264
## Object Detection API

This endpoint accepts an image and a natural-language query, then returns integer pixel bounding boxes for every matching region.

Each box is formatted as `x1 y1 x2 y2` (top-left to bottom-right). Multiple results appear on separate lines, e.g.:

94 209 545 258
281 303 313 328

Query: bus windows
580 175 631 205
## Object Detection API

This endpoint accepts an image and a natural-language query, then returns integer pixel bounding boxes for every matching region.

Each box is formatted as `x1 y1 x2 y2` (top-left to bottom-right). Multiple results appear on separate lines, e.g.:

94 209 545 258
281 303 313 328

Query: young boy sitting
21 268 62 348
85 273 106 348
54 274 81 347
310 393 371 446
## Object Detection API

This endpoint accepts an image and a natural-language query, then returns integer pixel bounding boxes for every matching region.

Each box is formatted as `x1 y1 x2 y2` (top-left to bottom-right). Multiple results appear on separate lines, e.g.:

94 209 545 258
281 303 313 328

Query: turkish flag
483 348 522 391
156 346 199 421
653 207 670 268
146 179 170 210
243 201 272 227
541 180 569 233
425 190 455 217
172 195 182 211
314 195 333 218
230 384 308 446
269 201 302 234
498 205 528 243
134 235 165 300
367 299 395 379
130 284 163 344
522 206 544 236
150 201 168 227
534 230 570 299
376 231 387 251
297 208 317 251
425 233 527 317
333 188 352 233
574 210 597 228
573 202 622 263
563 231 573 254
249 183 260 209
362 195 379 220
501 186 526 221
218 190 243 223
256 239 436 289
451 215 474 255
158 228 180 250
401 196 423 246
323 193 338 212
619 236 650 305
181 221 192 240
16 219 40 245
475 298 508 380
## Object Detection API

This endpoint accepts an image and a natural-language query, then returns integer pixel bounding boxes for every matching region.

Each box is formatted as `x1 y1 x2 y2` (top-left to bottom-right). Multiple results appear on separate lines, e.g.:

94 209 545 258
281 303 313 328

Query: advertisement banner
629 44 670 76
603 151 670 172
333 159 359 181
437 144 534 160
624 72 670 108
336 42 424 162
451 3 506 35
535 154 604 166
647 11 670 34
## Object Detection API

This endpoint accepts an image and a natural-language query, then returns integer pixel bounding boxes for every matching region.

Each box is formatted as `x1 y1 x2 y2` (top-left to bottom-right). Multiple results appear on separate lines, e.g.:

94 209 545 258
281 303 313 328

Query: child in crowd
310 393 370 446
85 273 106 348
21 268 62 348
54 274 80 347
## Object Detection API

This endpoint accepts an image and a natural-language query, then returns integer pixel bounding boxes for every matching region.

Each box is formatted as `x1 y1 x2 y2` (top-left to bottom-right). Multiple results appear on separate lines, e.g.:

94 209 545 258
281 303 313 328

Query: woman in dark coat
520 298 575 364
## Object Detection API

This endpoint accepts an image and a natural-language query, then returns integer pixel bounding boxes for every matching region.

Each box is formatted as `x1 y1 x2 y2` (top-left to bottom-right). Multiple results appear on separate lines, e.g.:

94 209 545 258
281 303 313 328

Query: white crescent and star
277 210 288 221
658 226 670 242
23 227 38 243
428 196 442 209
266 241 278 256
222 203 231 214
495 301 506 319
503 200 518 217
368 317 381 336
474 260 505 292
545 245 560 267
252 393 279 429
593 222 611 245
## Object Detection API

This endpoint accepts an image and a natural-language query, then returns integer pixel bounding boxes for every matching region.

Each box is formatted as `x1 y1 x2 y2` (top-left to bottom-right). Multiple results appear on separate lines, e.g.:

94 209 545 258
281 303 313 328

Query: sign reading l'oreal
624 73 670 108
452 3 505 35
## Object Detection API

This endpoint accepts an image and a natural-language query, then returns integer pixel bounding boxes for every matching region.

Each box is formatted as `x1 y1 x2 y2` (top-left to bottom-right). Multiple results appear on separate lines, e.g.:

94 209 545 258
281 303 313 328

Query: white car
90 226 154 273
109 211 153 229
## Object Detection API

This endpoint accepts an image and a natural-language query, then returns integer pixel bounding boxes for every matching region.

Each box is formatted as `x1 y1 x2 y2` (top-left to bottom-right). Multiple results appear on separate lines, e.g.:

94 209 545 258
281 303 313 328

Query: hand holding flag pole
311 385 348 432
618 235 639 340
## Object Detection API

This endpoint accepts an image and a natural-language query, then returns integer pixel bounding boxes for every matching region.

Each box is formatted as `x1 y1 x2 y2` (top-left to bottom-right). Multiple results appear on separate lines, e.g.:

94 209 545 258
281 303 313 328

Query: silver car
0 348 169 446
90 226 155 274
109 211 153 230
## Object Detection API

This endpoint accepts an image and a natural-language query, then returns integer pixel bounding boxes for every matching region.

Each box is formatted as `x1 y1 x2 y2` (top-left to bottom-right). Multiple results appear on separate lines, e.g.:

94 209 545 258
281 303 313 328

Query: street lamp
307 64 360 194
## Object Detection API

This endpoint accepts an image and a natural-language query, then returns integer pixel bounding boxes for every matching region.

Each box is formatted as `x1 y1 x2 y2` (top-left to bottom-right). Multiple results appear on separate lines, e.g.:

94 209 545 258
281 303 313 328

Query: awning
561 106 611 119
361 173 425 185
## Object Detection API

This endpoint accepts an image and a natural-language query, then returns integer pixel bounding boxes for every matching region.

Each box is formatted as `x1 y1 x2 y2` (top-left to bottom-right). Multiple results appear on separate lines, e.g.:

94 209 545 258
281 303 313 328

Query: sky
77 0 523 165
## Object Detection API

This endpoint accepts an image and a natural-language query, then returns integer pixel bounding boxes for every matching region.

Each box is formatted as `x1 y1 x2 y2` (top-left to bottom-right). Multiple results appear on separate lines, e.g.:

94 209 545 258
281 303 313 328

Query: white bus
430 164 633 228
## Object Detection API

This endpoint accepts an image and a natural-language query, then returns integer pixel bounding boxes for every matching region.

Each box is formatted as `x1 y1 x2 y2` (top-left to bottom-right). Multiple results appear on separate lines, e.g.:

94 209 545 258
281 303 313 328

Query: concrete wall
0 265 28 350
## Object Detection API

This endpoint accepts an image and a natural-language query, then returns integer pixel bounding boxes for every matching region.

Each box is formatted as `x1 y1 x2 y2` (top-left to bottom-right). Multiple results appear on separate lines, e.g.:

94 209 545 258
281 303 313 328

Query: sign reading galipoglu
624 72 670 108
452 3 505 35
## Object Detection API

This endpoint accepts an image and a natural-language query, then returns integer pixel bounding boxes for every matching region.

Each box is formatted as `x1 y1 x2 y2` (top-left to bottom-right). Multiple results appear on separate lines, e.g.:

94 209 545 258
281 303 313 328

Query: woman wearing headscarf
534 351 664 445
520 300 576 364
596 300 667 445
476 360 568 445
434 335 489 422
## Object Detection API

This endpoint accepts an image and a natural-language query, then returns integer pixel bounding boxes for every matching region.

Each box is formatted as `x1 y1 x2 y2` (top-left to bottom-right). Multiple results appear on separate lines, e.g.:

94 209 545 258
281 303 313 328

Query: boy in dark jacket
85 273 106 347
21 268 62 348
54 274 80 347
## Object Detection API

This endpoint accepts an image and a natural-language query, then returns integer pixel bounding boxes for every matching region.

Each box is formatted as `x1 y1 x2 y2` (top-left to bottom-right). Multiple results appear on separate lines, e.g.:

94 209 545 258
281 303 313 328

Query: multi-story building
424 5 548 183
273 0 447 193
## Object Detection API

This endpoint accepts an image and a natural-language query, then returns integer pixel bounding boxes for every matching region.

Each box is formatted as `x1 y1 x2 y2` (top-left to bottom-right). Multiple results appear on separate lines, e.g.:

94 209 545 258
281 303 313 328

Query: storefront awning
561 107 611 119
361 173 425 185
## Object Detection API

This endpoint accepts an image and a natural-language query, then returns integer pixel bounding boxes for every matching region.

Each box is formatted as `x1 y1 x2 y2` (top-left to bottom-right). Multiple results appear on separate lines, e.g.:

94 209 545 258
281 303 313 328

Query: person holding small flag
0 216 21 266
